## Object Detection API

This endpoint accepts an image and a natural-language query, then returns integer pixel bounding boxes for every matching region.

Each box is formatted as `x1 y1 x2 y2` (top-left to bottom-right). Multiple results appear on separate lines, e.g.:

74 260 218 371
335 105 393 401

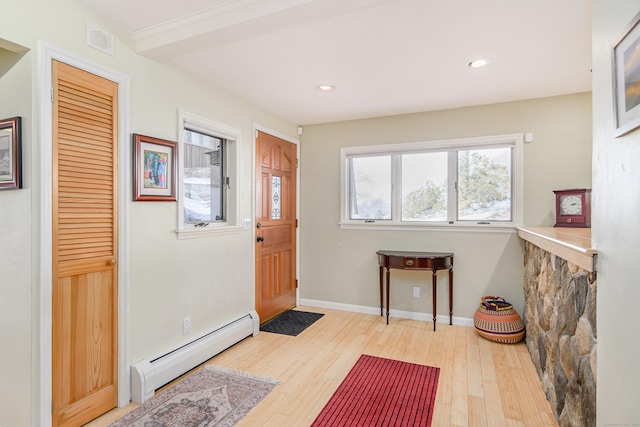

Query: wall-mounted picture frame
133 133 177 201
0 116 22 190
613 10 640 137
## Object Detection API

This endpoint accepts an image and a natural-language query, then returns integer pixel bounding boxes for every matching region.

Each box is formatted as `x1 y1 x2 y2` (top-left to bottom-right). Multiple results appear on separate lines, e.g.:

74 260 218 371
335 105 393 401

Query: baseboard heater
131 310 260 403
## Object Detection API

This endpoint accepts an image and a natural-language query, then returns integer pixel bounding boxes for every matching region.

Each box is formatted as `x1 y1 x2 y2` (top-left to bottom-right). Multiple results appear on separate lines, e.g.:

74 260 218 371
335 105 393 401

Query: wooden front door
51 60 119 427
255 131 297 322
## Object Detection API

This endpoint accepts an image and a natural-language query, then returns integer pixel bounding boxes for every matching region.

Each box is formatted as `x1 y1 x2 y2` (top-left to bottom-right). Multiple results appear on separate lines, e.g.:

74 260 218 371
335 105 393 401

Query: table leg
386 267 391 325
379 266 383 317
432 269 437 331
449 266 453 326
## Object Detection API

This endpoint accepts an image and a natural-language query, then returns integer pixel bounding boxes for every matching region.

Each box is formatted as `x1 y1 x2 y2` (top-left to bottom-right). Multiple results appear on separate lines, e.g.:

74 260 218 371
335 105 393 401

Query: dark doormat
260 310 324 336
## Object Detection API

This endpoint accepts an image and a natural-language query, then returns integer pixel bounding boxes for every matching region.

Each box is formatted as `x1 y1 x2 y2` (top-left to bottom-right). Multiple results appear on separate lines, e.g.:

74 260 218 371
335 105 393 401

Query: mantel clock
553 188 591 228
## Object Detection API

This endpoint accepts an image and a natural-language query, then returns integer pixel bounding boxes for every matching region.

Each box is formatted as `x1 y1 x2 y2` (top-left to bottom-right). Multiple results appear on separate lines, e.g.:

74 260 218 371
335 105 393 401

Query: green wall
299 93 592 322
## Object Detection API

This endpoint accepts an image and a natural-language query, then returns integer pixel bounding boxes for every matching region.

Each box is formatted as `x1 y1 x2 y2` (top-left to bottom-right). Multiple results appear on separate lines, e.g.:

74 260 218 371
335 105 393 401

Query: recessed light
315 84 336 93
467 58 491 68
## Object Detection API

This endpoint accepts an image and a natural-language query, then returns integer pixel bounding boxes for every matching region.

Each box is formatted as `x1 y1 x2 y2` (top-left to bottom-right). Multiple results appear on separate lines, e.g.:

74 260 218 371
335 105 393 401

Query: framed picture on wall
0 116 22 190
133 133 177 201
613 10 640 137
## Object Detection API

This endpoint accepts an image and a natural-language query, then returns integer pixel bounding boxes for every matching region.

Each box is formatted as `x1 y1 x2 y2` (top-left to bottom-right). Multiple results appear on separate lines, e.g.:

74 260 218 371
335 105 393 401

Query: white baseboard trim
299 298 475 328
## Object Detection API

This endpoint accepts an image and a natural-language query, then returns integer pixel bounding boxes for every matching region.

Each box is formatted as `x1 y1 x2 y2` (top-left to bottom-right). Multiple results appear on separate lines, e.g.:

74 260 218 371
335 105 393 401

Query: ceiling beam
132 0 394 60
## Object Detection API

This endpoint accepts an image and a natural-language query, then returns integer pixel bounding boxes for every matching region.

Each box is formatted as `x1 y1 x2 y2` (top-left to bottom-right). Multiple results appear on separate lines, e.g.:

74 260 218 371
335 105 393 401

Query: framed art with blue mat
260 309 324 336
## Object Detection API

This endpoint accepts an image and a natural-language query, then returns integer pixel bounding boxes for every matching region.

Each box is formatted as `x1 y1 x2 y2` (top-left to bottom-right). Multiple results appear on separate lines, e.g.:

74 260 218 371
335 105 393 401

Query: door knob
257 236 264 242
109 259 116 266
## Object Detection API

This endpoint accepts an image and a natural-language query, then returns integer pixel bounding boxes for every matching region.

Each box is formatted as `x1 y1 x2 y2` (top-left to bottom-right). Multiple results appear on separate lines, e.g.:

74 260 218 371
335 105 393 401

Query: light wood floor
87 306 558 427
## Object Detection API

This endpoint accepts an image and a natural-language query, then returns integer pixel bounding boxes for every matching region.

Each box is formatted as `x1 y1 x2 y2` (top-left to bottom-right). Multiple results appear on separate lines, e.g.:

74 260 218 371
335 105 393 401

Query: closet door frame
38 44 131 426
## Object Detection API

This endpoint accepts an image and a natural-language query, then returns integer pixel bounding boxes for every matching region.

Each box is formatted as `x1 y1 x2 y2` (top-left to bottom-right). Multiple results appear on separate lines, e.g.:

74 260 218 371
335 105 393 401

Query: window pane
271 176 282 220
349 155 391 220
457 147 512 221
401 152 448 221
183 130 224 223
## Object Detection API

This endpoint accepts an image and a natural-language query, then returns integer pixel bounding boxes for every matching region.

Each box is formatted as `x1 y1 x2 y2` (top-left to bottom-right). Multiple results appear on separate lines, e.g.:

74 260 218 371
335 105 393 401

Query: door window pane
401 152 448 221
349 155 391 220
457 147 512 221
271 176 282 220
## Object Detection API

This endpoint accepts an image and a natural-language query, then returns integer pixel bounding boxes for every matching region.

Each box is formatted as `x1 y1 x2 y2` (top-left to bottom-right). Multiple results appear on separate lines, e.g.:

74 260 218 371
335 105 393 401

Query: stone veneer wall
522 241 597 427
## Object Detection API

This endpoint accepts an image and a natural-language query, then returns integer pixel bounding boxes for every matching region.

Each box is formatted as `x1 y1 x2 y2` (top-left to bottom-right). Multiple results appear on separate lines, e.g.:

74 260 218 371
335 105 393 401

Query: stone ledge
516 226 597 272
522 241 597 426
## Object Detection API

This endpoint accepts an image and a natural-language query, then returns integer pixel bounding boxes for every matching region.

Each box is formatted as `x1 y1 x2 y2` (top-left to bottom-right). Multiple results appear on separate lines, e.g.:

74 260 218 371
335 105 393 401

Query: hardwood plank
434 323 455 407
503 343 523 369
494 344 523 421
87 307 559 427
479 337 507 427
517 346 557 424
483 379 507 427
509 366 545 427
431 402 452 426
451 348 469 426
468 395 488 427
478 335 499 382
467 329 484 398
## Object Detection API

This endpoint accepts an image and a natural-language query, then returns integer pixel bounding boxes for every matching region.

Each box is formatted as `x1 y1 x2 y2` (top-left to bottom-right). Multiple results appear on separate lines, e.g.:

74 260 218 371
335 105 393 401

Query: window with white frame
177 110 239 236
340 134 523 228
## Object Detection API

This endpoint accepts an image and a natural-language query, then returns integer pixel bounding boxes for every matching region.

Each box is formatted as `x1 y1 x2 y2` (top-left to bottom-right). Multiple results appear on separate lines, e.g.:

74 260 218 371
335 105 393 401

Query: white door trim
38 42 131 426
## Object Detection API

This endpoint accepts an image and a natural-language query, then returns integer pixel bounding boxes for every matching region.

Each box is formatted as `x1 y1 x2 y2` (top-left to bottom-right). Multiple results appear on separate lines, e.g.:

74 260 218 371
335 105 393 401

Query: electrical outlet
183 318 191 335
413 287 420 298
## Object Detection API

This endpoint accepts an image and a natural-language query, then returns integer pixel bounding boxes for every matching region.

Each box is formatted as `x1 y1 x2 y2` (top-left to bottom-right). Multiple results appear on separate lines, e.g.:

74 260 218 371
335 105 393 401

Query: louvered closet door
51 60 118 427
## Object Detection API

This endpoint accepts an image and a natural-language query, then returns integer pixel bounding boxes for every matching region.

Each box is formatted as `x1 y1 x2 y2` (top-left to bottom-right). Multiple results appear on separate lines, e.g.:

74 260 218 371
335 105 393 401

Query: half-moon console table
376 250 454 331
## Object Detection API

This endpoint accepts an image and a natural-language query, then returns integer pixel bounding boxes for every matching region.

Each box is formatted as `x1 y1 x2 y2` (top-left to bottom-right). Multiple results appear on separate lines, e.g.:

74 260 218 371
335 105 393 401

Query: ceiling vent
86 24 114 56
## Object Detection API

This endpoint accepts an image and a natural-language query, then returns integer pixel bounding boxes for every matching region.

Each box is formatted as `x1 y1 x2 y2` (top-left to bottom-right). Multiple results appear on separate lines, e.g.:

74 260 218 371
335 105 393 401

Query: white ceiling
75 0 592 125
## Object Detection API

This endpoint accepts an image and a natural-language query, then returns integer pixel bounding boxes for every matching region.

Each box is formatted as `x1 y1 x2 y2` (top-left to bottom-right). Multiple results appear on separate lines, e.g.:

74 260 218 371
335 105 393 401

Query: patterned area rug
311 354 440 427
260 309 324 336
109 365 281 427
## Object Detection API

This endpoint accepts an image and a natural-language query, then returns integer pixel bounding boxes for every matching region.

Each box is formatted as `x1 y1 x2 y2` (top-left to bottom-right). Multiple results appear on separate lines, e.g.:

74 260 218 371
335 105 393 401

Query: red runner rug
312 354 440 427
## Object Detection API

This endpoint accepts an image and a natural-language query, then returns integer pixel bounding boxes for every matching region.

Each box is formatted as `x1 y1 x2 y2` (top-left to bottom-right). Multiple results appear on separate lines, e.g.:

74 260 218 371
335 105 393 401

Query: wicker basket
474 296 525 344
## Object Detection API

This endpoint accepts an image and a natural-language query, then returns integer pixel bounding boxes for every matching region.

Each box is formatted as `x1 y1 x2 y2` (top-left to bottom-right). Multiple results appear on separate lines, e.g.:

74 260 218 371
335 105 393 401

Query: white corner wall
593 1 640 424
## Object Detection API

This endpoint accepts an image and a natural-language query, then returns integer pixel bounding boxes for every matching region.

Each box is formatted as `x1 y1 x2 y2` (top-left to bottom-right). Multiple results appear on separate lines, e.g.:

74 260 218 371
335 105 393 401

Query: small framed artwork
0 116 22 190
133 133 177 201
613 10 640 137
